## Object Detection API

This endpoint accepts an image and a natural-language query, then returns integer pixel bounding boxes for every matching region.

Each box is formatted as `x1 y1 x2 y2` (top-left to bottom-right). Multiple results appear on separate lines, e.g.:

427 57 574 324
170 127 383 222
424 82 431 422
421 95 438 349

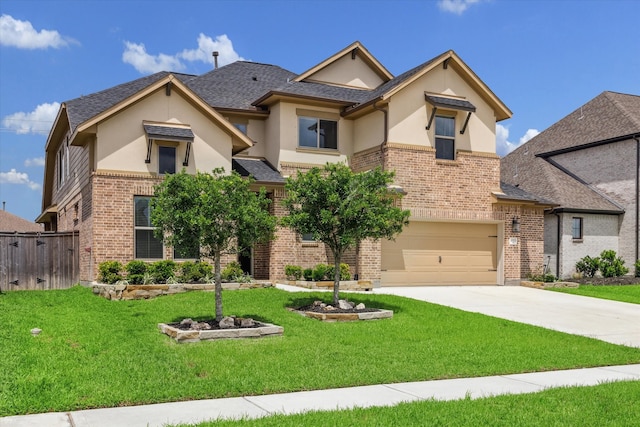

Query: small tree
151 169 276 321
282 163 410 305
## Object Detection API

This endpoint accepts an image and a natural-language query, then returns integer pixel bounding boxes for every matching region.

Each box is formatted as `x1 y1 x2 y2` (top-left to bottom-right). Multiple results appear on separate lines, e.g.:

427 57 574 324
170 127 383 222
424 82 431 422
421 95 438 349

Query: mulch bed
567 276 640 286
167 319 261 330
296 305 380 314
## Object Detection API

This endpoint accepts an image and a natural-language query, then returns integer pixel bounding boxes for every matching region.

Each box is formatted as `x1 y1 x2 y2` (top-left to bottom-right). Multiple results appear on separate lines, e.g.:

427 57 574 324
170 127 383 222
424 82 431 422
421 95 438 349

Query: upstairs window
572 217 583 240
299 117 338 150
134 196 163 259
158 146 176 175
435 116 455 160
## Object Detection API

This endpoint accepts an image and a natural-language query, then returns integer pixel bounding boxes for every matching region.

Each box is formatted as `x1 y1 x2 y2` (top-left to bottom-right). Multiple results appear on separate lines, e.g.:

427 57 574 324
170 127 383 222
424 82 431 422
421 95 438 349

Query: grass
551 284 640 304
179 381 640 427
2 286 640 416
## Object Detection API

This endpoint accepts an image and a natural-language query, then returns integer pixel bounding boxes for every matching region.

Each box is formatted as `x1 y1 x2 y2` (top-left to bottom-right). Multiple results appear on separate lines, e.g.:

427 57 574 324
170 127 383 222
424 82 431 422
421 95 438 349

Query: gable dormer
294 41 393 90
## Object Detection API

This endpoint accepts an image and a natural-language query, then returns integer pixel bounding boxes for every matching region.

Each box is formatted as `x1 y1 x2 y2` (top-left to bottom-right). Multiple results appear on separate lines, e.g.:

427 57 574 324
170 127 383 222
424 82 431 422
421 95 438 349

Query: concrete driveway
372 286 640 348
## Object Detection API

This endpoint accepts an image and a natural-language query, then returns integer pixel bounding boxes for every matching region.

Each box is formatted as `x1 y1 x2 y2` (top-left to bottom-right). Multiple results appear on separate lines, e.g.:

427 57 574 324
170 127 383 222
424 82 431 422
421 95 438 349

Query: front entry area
381 221 498 286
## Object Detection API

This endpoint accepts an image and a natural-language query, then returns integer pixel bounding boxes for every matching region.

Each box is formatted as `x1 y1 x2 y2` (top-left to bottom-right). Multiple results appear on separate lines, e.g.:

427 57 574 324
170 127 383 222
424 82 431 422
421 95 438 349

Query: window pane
302 232 314 241
135 229 163 259
572 218 583 239
134 197 151 227
298 117 318 148
435 116 455 137
435 138 455 160
233 123 247 134
159 146 176 174
319 120 337 149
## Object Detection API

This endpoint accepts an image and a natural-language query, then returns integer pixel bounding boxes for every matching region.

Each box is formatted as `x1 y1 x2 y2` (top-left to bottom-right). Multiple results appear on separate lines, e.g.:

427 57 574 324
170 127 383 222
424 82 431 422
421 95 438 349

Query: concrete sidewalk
2 364 639 427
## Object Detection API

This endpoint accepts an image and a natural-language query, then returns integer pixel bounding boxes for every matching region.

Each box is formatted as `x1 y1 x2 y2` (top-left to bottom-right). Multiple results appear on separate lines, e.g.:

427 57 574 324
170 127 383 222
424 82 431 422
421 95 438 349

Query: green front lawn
2 286 640 416
551 284 640 304
181 381 640 427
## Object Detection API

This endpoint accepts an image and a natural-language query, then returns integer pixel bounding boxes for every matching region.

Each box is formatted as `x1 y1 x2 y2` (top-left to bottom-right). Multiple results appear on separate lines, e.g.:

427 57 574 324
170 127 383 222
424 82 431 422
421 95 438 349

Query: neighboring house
38 41 547 286
501 91 640 279
0 209 44 232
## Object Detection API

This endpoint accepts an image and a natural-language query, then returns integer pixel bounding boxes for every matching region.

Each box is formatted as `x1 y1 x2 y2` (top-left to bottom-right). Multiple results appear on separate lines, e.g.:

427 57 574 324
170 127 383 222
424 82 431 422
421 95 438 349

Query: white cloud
496 124 540 157
25 157 45 167
2 102 60 135
0 14 77 49
437 0 482 15
0 169 41 190
179 34 245 67
122 41 186 74
123 34 245 74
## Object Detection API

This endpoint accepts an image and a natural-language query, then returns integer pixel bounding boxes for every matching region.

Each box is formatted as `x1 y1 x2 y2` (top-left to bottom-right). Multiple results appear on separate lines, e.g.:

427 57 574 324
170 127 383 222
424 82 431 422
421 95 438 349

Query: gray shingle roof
143 125 194 141
0 210 44 232
65 72 197 131
501 91 639 213
498 182 552 205
186 61 297 110
232 158 285 183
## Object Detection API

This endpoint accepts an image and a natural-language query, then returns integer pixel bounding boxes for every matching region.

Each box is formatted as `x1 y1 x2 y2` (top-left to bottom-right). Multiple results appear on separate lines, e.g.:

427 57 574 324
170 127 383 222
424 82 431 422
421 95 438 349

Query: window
233 123 247 134
57 144 67 186
158 146 176 174
572 217 583 240
301 232 315 242
174 244 199 260
134 196 163 259
298 117 338 150
435 116 455 160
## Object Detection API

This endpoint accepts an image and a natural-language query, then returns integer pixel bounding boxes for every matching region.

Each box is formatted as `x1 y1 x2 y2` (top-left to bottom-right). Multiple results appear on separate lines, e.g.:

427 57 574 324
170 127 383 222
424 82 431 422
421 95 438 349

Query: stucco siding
306 53 385 89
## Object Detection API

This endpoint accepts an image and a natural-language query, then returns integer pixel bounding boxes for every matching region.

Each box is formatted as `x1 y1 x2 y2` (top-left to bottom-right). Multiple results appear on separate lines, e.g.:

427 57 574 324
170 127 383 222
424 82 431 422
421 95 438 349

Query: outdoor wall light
512 217 521 233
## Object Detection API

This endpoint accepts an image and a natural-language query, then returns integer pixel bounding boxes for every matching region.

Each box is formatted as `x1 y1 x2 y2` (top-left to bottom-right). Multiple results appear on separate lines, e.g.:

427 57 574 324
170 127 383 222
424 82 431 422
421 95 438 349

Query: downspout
636 137 639 265
554 210 561 278
372 100 388 171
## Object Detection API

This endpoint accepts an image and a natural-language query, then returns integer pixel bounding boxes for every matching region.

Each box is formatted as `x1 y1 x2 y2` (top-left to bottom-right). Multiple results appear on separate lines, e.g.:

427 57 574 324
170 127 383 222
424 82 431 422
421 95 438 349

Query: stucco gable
294 41 393 89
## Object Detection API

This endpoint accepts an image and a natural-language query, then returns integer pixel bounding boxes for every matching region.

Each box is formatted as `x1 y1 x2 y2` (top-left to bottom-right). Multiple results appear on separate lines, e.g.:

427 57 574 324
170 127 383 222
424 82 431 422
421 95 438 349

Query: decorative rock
338 300 354 310
237 317 256 328
192 322 211 330
355 303 366 310
180 318 194 326
219 316 236 329
325 305 336 311
30 328 42 336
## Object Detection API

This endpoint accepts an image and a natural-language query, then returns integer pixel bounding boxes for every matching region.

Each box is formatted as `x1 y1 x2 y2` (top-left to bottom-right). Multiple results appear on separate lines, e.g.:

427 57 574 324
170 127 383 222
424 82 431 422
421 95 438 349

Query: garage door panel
381 222 498 286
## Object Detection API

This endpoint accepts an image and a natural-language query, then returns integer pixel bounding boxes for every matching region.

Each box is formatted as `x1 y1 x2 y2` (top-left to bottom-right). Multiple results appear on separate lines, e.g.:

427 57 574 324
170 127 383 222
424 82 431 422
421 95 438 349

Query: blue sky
1 0 639 222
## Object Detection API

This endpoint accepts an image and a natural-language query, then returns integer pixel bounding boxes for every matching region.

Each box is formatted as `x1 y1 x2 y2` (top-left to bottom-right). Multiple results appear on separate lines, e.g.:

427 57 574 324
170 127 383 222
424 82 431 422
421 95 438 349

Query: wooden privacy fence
0 231 80 291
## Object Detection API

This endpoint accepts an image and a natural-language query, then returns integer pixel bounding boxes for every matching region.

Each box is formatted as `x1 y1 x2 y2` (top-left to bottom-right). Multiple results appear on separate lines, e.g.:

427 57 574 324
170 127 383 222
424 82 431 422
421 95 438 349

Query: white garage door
381 222 498 286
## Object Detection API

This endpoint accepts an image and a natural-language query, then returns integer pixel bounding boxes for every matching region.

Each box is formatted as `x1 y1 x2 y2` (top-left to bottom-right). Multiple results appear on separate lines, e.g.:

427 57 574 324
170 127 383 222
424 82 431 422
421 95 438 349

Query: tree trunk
214 250 223 322
333 252 341 306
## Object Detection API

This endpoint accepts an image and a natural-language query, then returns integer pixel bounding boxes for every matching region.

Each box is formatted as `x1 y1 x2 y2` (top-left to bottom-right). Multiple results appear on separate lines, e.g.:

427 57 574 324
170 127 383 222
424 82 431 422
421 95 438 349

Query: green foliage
312 264 329 281
124 260 148 284
180 261 213 283
149 260 177 284
576 255 600 278
151 168 276 320
221 261 245 282
282 163 410 303
98 261 122 284
326 263 351 281
303 268 313 281
284 265 303 280
598 250 629 278
636 259 640 278
528 273 557 283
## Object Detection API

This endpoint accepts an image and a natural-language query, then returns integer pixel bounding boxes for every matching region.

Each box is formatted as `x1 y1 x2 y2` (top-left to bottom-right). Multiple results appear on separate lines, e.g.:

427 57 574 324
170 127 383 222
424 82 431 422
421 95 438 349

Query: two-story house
502 91 640 279
38 41 547 286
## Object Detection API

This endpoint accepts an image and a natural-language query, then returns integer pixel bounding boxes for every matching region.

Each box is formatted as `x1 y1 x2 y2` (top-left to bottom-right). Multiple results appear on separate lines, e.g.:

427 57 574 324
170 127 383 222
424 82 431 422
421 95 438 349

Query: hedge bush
149 260 177 284
98 261 123 284
124 260 148 284
598 250 629 278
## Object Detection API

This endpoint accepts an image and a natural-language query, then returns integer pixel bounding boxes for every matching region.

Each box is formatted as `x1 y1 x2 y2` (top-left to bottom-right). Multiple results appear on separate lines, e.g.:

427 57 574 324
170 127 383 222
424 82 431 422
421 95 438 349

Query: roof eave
252 91 356 108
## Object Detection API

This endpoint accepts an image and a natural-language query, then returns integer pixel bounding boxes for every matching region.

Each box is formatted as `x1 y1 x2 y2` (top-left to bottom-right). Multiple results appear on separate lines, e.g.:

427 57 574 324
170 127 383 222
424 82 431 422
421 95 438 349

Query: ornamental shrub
312 264 329 281
636 259 640 278
149 260 177 284
222 261 245 282
284 265 303 280
303 268 313 281
125 260 148 284
575 255 600 278
325 263 352 281
180 261 212 283
98 261 123 284
598 250 629 278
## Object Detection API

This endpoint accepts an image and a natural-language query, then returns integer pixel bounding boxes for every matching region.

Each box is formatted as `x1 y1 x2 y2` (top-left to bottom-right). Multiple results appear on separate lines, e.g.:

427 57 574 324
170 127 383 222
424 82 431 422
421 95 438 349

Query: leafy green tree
151 169 276 321
282 163 410 305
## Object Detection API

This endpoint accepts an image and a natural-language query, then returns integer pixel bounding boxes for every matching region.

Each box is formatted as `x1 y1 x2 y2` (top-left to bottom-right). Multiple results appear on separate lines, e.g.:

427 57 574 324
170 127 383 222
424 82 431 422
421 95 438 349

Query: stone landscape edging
92 282 273 300
158 322 284 343
296 309 393 322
